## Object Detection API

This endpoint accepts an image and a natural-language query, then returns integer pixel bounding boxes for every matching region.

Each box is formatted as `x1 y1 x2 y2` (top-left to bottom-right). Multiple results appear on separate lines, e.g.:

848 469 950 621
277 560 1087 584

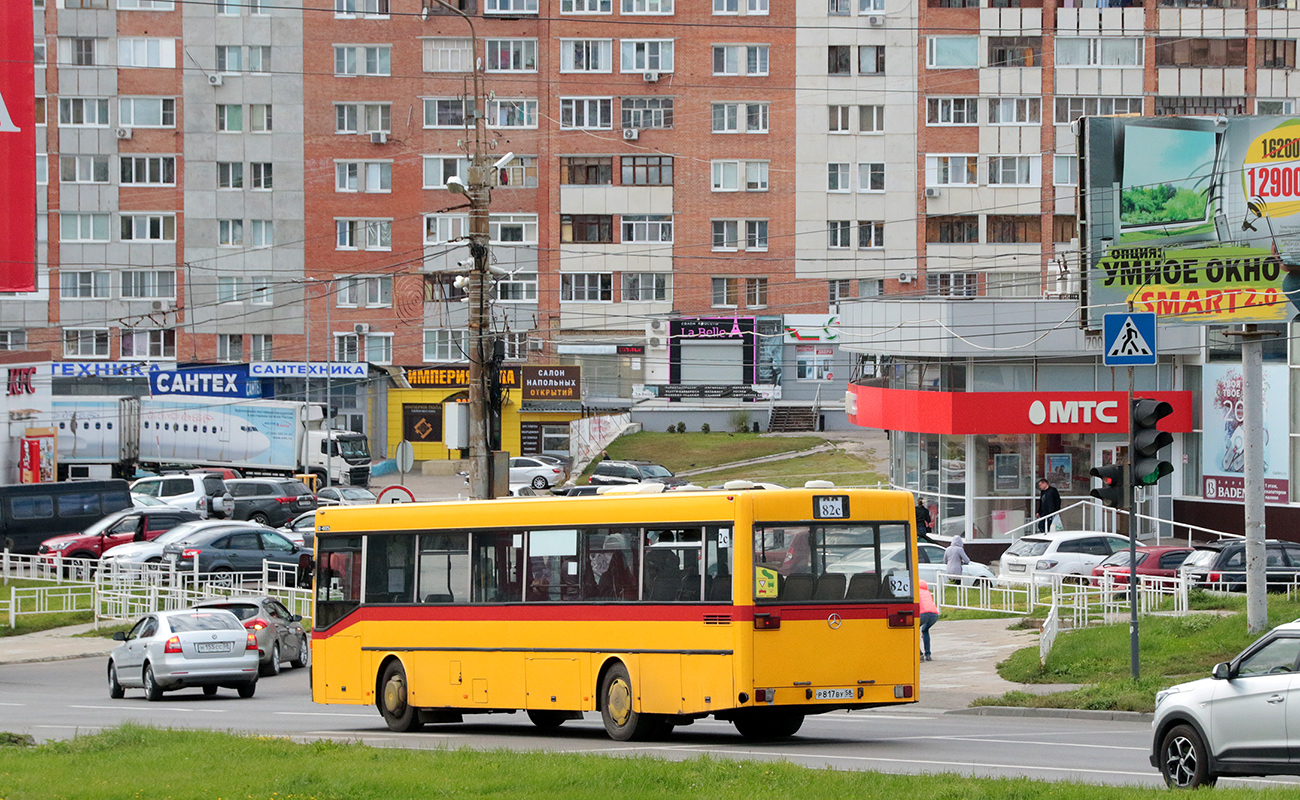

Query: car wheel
143 664 163 702
108 661 125 699
145 556 162 564
250 512 270 526
377 660 423 732
599 662 661 741
203 685 218 697
531 475 549 490
526 710 569 730
261 642 281 677
1160 724 1217 789
290 637 309 669
733 709 805 741
237 680 257 699
209 567 234 588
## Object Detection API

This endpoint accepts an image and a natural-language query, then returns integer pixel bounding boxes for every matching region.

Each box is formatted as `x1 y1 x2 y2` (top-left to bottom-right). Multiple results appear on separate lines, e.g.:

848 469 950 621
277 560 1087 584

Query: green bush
729 410 752 433
701 423 711 434
675 422 686 434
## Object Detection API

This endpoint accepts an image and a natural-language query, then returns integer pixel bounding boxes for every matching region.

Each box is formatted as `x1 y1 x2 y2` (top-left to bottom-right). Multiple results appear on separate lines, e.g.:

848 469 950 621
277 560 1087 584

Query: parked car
107 608 259 700
914 541 997 587
1090 545 1193 586
315 486 378 506
1180 539 1300 592
509 457 565 490
998 531 1129 584
188 467 243 480
226 478 316 527
99 520 243 567
192 596 309 676
131 474 233 520
588 460 686 487
279 511 317 548
131 493 174 509
161 524 302 578
0 479 134 554
1151 618 1300 787
38 507 201 561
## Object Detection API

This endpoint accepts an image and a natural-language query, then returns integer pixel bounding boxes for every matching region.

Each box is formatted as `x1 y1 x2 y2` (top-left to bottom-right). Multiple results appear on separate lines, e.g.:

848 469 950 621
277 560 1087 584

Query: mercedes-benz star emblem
827 614 842 629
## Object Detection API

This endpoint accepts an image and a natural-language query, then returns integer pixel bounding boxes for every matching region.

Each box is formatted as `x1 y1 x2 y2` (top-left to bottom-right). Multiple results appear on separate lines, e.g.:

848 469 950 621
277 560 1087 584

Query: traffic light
1089 464 1126 508
1131 398 1175 486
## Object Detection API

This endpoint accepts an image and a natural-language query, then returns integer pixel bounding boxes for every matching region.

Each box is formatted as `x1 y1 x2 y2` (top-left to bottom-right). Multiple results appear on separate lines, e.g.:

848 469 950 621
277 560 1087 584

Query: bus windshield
753 522 911 603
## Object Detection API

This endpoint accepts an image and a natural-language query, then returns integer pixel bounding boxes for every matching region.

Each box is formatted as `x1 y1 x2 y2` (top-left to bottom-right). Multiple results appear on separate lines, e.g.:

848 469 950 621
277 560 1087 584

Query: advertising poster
1082 115 1300 326
52 397 121 462
0 0 36 292
994 453 1022 491
137 399 297 467
1201 364 1290 503
402 403 443 443
1044 454 1072 489
19 432 55 483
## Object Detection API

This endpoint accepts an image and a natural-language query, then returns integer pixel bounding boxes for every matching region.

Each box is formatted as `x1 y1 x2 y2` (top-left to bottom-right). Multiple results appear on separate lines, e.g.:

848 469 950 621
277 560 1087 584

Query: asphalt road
1 657 1296 789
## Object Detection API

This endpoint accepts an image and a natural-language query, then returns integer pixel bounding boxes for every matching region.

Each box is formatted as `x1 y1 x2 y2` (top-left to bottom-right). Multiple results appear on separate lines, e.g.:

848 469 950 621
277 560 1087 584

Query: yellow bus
309 486 920 740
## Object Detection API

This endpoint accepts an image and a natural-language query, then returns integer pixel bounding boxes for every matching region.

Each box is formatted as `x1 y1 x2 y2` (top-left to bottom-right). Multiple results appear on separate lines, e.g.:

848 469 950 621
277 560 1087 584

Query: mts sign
1028 399 1119 426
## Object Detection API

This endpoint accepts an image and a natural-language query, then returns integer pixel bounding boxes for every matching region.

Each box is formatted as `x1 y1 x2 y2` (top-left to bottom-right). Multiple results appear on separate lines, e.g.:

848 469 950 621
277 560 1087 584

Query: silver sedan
108 608 260 700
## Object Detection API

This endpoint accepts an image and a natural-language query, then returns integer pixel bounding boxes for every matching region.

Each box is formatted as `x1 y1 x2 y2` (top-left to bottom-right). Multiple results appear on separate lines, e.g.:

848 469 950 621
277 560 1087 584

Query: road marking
273 711 376 718
69 704 226 714
0 702 26 706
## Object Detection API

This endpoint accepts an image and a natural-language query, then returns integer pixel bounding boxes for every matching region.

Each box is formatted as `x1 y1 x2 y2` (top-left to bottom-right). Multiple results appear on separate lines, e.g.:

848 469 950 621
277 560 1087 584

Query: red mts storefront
846 385 1193 545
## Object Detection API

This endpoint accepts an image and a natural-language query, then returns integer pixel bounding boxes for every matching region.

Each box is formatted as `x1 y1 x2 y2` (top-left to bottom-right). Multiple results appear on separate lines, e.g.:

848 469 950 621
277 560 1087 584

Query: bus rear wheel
526 710 569 730
377 661 424 732
600 663 662 741
733 709 805 741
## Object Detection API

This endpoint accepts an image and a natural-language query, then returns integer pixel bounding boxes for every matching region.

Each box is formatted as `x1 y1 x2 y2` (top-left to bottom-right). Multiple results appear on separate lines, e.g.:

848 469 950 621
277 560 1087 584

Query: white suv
1152 620 1300 787
998 531 1127 584
130 474 233 520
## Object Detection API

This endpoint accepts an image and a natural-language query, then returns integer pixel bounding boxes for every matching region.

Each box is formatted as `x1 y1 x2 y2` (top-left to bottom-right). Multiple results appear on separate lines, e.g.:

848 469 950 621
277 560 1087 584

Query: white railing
1040 597 1059 666
3 583 96 628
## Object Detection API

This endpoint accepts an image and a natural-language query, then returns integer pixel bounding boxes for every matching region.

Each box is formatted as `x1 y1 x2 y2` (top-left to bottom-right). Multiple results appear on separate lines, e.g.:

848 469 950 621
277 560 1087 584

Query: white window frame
621 272 669 302
496 155 538 188
119 97 176 128
423 155 471 189
58 98 109 127
712 44 768 76
120 155 176 186
712 219 740 251
121 270 176 299
859 104 885 133
487 98 538 128
216 44 242 73
621 0 672 13
250 220 274 249
218 219 244 247
622 96 674 129
334 44 392 77
560 39 613 72
424 214 468 245
60 155 109 184
424 328 469 362
336 219 392 251
336 102 390 133
485 0 538 14
217 161 243 190
857 162 885 193
563 0 612 11
1054 37 1142 68
987 155 1040 187
711 160 769 192
248 46 271 73
59 213 110 242
927 97 978 126
60 270 110 299
620 40 674 72
988 97 1041 125
36 154 47 185
365 333 393 365
827 221 852 249
218 276 246 304
925 154 978 187
250 103 273 133
486 39 537 73
336 160 392 193
1054 155 1078 186
1053 96 1144 124
334 0 389 18
63 329 109 359
621 214 673 243
117 38 175 69
494 271 538 302
711 102 768 133
217 104 243 132
218 333 243 363
422 38 472 72
120 329 175 360
560 97 613 130
858 220 884 249
829 105 851 133
560 273 614 303
827 162 850 193
927 36 978 69
489 213 539 244
120 213 176 242
250 162 273 190
250 333 273 361
423 98 467 129
118 0 175 8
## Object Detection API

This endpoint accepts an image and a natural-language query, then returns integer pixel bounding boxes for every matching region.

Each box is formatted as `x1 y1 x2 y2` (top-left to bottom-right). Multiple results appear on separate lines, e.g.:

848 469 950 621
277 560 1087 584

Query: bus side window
315 538 362 628
526 529 579 602
472 531 522 602
365 534 417 604
418 532 469 604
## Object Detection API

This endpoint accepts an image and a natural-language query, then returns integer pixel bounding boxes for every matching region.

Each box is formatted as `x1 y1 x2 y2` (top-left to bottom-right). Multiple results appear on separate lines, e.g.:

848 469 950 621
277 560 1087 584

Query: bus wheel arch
597 659 664 741
375 656 424 733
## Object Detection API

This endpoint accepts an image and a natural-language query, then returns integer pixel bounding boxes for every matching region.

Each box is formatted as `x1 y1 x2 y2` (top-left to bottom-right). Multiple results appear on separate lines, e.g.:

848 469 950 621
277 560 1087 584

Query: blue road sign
1103 312 1157 366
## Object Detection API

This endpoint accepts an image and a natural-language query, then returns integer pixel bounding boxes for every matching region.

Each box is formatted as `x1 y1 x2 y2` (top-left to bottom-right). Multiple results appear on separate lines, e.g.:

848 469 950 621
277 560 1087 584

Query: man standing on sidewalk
944 534 970 584
1036 478 1061 532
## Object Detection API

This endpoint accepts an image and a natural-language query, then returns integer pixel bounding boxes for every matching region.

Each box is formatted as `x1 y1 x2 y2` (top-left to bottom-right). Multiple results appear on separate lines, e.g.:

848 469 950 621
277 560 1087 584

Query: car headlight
1155 686 1181 708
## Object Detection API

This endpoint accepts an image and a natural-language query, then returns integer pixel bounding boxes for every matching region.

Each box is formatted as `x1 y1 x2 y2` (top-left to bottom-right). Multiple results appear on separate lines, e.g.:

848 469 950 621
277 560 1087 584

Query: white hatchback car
1152 620 1300 787
998 531 1128 584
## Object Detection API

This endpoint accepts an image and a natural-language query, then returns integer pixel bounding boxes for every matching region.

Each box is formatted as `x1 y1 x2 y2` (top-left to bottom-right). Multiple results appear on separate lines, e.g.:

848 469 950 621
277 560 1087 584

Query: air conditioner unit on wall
643 71 659 83
623 128 639 141
898 272 916 284
868 14 885 26
151 300 174 312
528 338 543 350
924 187 941 198
353 323 370 335
207 73 223 87
370 131 388 144
115 127 132 140
648 337 663 348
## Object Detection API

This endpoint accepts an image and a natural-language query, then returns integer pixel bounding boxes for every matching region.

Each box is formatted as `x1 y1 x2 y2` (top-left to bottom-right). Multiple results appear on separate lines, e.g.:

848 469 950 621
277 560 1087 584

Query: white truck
52 396 371 486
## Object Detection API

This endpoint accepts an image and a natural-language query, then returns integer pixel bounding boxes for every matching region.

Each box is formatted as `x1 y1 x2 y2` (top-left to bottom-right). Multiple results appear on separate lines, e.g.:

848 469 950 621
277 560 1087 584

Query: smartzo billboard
1080 115 1300 326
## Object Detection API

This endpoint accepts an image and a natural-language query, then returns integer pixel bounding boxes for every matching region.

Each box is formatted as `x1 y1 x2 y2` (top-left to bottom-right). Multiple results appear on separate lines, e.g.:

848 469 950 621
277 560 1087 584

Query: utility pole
1226 324 1276 634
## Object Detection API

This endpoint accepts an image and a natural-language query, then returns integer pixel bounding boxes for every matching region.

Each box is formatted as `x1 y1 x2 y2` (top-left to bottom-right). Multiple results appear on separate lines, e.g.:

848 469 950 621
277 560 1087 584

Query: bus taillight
753 613 780 630
895 685 914 699
888 609 914 628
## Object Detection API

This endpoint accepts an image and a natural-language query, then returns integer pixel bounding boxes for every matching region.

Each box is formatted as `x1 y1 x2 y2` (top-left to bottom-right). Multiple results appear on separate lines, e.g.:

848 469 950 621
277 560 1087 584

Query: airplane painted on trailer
53 401 272 464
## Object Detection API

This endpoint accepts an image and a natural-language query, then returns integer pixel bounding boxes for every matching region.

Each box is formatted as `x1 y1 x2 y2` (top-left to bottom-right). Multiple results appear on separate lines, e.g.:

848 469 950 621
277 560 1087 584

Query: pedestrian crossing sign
1103 312 1157 366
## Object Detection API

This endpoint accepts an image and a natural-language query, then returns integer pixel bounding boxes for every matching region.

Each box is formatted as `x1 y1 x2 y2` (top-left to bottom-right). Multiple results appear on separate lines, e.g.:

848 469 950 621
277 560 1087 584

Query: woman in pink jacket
917 579 939 661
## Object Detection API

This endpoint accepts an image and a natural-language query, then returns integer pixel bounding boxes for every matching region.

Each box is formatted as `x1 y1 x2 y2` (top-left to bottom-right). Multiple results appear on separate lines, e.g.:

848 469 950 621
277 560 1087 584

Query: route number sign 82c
812 495 849 519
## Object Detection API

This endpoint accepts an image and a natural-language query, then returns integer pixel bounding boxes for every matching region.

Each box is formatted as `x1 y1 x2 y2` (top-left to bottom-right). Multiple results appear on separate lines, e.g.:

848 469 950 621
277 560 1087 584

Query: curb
0 651 110 666
948 706 1153 723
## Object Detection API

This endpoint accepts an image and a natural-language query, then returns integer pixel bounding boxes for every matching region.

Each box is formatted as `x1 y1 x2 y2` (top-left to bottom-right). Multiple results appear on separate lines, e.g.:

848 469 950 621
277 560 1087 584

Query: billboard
0 0 37 292
1201 364 1290 504
1081 115 1300 325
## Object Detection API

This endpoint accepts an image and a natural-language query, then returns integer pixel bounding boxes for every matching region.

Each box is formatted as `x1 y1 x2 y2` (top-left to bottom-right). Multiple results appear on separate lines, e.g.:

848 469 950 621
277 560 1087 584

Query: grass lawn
0 578 95 637
0 724 1278 800
596 432 826 475
684 451 886 488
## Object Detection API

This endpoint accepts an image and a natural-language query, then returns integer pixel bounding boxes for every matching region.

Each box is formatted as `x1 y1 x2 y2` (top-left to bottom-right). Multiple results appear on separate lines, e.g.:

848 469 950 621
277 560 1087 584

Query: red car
1090 544 1193 586
39 508 201 561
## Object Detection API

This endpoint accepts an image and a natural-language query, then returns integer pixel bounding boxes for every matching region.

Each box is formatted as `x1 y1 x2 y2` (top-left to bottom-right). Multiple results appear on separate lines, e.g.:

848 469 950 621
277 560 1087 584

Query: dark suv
588 460 687 487
226 478 316 527
1181 539 1300 592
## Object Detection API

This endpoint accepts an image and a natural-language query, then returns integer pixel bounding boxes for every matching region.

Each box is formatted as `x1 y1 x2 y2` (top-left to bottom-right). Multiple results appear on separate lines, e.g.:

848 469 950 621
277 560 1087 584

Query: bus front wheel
600 663 661 741
733 709 805 741
377 661 424 732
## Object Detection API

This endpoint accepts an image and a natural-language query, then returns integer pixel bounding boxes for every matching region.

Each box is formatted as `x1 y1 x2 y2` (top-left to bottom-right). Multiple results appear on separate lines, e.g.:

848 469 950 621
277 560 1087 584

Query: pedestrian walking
914 497 932 535
944 534 970 584
918 579 939 661
1036 478 1061 532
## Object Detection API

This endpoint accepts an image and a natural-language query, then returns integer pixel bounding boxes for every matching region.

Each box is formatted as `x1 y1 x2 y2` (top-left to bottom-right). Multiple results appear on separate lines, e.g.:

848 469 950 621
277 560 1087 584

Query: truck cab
307 429 371 487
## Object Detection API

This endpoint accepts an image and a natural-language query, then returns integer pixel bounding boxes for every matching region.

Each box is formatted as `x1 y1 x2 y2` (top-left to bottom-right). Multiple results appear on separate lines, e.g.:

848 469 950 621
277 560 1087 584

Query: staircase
767 405 817 433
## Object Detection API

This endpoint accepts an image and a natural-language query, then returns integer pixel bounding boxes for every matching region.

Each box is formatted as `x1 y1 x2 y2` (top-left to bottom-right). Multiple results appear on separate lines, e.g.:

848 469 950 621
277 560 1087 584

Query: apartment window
858 45 885 74
251 220 274 248
561 215 614 243
927 36 978 69
620 40 674 72
424 214 468 244
336 276 393 307
69 37 97 66
121 329 175 360
496 155 538 187
829 0 850 13
424 329 469 362
828 221 852 248
250 163 273 190
60 213 110 242
622 0 672 13
1259 40 1297 69
217 162 243 189
1055 37 1142 67
64 329 109 358
622 155 673 185
364 334 393 365
338 103 390 133
561 39 613 71
829 105 850 133
711 160 768 191
494 271 538 302
120 214 176 242
828 279 853 303
988 156 1037 186
1155 38 1247 67
622 273 669 302
711 277 739 307
927 97 978 125
564 0 612 10
621 214 673 243
0 330 27 351
36 154 46 185
423 38 472 72
560 98 613 129
334 334 359 364
1154 96 1248 116
58 98 110 126
487 99 537 128
35 97 45 126
828 45 851 74
622 97 673 129
987 215 1041 244
217 104 243 132
336 161 390 192
827 163 850 193
1053 96 1143 124
120 156 175 186
927 273 978 297
119 97 175 128
859 104 885 134
989 37 1041 67
487 39 537 72
1259 99 1295 115
218 334 243 362
711 102 768 133
61 155 108 183
334 45 391 76
749 0 768 10
926 215 980 243
335 0 389 16
248 46 270 73
988 97 1040 125
118 38 175 68
423 155 471 188
712 220 739 250
561 273 613 302
858 221 884 248
1053 215 1078 244
250 334 273 361
713 44 769 76
560 157 613 185
926 155 978 186
119 0 176 8
60 271 109 299
486 0 539 13
336 220 392 251
218 219 244 247
858 162 885 192
741 220 767 251
489 214 538 244
246 104 272 133
423 98 467 128
746 278 768 308
216 45 242 73
34 42 45 66
1054 155 1078 186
